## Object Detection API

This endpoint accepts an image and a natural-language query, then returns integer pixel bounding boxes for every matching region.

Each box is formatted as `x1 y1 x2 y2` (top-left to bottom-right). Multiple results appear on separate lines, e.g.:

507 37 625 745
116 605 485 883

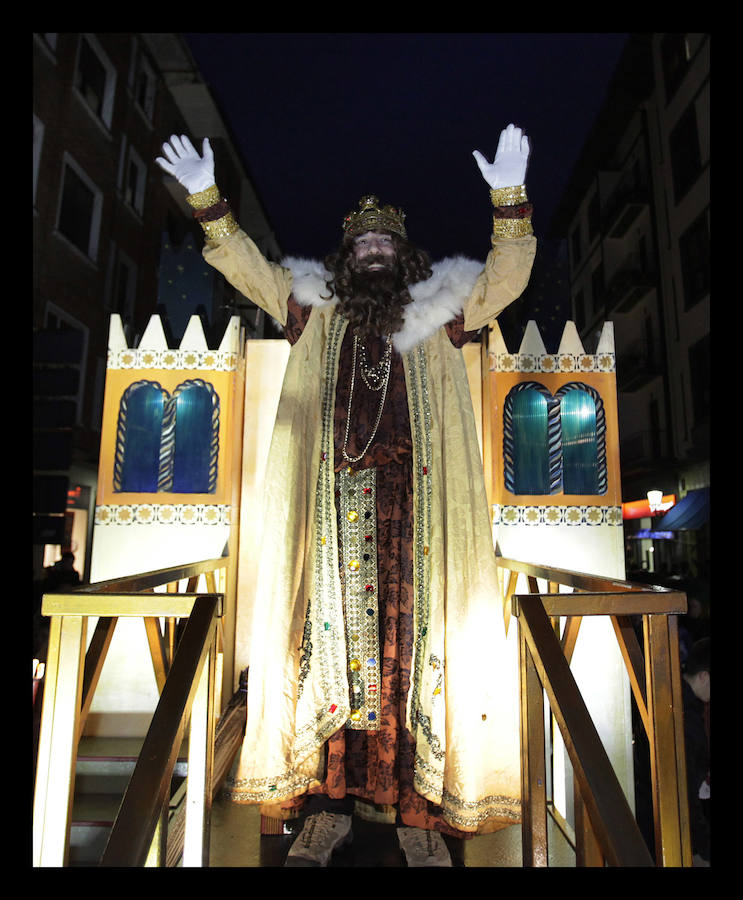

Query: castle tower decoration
86 313 245 737
485 318 634 828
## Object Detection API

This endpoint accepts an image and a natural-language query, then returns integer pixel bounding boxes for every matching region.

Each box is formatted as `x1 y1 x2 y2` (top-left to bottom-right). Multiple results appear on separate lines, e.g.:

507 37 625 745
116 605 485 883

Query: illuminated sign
621 494 676 520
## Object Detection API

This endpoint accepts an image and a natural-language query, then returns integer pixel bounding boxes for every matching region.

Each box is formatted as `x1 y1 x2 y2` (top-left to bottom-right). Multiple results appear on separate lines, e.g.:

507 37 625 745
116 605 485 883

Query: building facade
33 33 280 582
549 33 709 580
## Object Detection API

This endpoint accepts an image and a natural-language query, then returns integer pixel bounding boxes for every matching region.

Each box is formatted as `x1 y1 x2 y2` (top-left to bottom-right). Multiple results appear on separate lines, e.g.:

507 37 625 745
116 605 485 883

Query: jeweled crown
342 195 407 239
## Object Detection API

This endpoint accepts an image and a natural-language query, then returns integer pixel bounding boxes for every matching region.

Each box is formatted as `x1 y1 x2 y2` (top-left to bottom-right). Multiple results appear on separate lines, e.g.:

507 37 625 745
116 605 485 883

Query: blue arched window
504 383 561 495
114 379 219 493
114 381 166 493
503 381 607 496
556 383 606 495
171 381 219 493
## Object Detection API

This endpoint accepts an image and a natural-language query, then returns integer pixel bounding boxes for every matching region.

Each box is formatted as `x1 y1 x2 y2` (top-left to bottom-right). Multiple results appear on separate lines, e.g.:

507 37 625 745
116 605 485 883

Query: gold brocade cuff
186 184 222 210
201 212 239 241
490 185 528 206
492 217 533 239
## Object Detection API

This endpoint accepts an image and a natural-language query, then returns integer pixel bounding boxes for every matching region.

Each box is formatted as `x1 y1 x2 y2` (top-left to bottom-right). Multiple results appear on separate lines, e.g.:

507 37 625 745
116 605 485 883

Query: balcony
619 429 672 477
604 255 656 315
616 338 663 392
603 181 649 239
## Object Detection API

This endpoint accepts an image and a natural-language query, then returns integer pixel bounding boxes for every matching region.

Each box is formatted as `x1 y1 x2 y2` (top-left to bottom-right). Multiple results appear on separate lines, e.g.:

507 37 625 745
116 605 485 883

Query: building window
570 223 582 267
74 34 116 129
36 33 58 53
687 334 709 424
588 192 601 242
56 155 103 261
124 145 147 215
661 33 691 101
669 104 701 202
134 54 156 121
503 381 607 496
574 289 585 333
114 380 220 494
679 209 709 310
107 249 137 323
591 262 605 318
33 114 44 206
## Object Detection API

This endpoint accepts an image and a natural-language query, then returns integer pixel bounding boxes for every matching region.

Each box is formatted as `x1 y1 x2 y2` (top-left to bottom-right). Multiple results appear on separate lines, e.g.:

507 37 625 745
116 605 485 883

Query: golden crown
342 195 407 239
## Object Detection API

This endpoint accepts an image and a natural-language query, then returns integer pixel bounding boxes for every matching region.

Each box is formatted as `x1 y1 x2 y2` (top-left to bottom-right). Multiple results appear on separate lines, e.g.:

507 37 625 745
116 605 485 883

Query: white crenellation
106 314 244 371
489 319 616 374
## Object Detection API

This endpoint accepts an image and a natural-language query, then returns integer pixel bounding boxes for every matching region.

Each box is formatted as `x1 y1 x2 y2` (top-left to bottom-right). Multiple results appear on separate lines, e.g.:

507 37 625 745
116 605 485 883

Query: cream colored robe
203 228 536 832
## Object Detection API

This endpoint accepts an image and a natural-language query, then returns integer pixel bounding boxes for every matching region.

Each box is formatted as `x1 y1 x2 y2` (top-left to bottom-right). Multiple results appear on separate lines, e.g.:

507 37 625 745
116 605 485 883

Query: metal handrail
100 594 220 866
33 558 228 867
498 556 691 867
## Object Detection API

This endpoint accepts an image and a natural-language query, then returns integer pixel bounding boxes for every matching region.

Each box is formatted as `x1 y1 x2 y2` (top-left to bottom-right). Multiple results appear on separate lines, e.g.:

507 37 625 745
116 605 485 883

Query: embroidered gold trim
338 465 381 730
492 216 533 239
201 212 239 240
186 184 221 209
406 345 445 763
490 184 528 206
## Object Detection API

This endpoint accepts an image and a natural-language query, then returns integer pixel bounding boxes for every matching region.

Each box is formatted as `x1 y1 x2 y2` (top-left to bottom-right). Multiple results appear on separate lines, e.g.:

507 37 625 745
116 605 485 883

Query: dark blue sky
185 33 629 263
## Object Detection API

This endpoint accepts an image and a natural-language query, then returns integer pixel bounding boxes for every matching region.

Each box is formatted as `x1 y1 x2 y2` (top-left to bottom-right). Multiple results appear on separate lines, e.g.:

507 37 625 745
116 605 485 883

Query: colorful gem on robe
423 545 429 555
350 709 361 721
349 658 361 671
329 704 337 713
321 536 327 545
347 510 359 523
423 466 428 474
324 622 331 631
368 658 376 666
366 608 374 616
365 584 374 592
363 487 372 494
321 452 328 461
368 712 376 721
365 534 373 542
348 559 360 572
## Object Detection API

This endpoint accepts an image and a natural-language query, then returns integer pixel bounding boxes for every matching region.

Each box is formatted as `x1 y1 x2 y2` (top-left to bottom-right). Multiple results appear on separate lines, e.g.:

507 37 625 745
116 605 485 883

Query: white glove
155 135 215 195
473 123 530 189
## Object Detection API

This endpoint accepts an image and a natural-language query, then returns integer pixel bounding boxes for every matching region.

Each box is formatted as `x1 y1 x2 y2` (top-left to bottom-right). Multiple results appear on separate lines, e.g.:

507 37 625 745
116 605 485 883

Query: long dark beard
336 260 411 338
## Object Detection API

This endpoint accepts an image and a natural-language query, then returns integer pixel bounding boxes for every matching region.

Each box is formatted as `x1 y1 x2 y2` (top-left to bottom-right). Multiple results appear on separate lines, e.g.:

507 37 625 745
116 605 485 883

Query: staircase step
69 736 188 866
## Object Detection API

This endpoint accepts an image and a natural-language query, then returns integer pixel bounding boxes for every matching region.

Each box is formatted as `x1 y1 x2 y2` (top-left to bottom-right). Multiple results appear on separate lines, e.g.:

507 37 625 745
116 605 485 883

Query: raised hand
473 124 530 189
155 135 215 195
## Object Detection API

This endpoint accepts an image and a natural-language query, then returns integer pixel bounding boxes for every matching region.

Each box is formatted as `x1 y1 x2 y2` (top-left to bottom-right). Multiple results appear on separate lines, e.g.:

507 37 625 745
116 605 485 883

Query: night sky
184 33 629 264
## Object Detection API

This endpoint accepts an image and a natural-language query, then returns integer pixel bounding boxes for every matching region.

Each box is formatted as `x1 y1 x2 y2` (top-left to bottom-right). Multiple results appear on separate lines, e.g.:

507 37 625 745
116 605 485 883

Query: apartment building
549 34 709 578
33 33 280 581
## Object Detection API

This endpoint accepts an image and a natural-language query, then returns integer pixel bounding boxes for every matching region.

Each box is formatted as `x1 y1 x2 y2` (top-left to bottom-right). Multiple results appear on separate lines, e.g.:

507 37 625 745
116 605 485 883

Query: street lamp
647 490 663 514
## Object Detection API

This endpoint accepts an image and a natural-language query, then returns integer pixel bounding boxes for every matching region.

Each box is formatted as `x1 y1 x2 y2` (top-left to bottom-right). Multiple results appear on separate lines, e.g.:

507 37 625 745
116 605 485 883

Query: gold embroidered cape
202 228 536 832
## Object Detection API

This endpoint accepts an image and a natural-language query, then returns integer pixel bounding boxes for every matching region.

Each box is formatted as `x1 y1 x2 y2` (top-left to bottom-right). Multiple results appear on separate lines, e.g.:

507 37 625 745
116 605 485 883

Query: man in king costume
157 124 536 866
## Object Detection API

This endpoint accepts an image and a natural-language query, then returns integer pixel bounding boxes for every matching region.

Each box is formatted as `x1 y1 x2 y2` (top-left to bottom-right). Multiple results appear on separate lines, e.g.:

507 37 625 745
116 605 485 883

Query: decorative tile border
95 504 231 526
493 504 623 526
107 348 239 371
490 352 615 374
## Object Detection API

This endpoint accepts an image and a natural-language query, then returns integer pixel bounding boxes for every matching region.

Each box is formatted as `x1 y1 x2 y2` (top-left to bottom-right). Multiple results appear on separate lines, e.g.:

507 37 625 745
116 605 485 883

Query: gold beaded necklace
342 333 392 464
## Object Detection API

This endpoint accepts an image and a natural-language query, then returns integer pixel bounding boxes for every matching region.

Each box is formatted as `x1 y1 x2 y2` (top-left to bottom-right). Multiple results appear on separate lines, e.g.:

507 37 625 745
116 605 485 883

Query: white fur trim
282 254 484 351
395 256 483 353
282 256 336 308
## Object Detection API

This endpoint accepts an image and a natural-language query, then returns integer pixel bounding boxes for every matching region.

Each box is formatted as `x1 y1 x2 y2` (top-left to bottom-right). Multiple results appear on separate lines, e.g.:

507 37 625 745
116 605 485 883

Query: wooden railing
32 558 228 867
498 556 691 867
